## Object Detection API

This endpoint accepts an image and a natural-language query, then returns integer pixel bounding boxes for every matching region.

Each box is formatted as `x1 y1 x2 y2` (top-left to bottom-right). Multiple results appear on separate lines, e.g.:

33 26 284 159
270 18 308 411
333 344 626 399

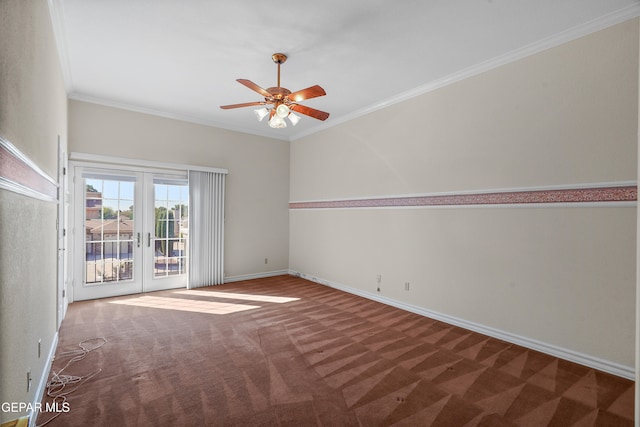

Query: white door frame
69 159 189 301
71 166 145 301
57 137 69 328
143 174 190 292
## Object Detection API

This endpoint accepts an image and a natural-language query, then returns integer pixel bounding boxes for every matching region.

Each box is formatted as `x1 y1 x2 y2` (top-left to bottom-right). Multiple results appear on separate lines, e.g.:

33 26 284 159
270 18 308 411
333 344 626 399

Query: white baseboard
29 332 58 427
224 270 289 283
289 270 634 380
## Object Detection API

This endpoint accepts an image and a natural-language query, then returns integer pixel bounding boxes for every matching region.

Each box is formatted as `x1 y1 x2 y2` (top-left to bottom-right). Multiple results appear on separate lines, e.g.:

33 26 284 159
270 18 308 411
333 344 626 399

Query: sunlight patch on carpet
109 295 260 314
174 290 300 303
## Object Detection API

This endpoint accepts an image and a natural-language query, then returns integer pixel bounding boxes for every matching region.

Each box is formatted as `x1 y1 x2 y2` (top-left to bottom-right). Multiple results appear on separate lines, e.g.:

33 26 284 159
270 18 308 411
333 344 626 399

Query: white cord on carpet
36 337 107 427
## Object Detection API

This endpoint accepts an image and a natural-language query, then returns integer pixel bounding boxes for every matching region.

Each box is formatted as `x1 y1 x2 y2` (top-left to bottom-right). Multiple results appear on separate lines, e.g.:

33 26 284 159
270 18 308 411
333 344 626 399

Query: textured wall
290 20 638 369
0 0 67 422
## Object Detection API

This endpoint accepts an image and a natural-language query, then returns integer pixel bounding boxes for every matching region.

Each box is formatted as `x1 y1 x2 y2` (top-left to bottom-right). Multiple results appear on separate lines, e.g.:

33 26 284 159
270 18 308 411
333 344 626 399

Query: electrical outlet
405 282 410 291
264 258 268 264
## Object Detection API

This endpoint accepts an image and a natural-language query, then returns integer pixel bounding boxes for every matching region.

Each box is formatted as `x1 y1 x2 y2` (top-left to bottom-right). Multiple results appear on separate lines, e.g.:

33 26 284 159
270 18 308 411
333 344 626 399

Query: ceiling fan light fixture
288 112 301 126
268 115 287 128
275 103 290 118
254 107 270 122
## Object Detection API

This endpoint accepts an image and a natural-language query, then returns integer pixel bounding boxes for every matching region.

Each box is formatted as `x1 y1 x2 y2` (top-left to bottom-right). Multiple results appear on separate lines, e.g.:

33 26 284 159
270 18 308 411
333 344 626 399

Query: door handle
147 232 151 247
136 232 141 248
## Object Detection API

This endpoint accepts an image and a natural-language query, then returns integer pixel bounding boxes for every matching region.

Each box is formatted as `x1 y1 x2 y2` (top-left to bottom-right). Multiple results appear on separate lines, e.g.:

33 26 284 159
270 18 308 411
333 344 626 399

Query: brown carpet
37 275 634 426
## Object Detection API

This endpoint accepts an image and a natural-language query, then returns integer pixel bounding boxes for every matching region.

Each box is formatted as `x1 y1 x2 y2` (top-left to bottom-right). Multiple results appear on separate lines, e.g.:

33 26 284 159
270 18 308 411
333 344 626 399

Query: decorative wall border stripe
289 186 637 210
0 136 58 202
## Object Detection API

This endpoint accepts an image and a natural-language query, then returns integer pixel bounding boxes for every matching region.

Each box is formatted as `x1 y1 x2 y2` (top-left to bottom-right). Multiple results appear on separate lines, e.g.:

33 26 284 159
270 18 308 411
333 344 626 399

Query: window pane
155 185 167 201
154 181 188 278
86 242 102 262
118 241 134 260
120 182 134 200
85 178 135 285
86 179 102 193
102 180 119 199
119 261 133 281
167 186 182 201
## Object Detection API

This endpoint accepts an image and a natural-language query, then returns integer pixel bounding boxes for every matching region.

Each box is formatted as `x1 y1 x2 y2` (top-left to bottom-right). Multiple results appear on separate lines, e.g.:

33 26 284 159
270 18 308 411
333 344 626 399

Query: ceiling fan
220 53 329 128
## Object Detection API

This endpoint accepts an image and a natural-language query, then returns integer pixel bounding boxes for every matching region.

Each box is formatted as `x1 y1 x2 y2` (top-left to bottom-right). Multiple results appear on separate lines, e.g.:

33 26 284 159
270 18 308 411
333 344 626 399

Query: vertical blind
188 170 225 288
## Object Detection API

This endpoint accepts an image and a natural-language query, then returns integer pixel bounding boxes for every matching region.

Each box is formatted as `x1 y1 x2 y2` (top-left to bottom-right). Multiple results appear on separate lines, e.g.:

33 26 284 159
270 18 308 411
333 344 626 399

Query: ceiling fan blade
287 85 326 103
237 79 271 98
290 104 330 121
220 101 266 109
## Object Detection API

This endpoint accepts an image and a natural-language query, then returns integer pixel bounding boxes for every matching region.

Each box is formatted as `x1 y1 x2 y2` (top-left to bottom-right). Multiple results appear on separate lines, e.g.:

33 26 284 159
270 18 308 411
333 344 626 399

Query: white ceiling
51 0 639 141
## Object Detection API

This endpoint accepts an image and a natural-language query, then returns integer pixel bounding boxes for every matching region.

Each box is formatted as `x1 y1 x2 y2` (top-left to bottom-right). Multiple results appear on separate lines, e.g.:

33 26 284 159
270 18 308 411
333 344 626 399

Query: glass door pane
85 178 135 284
147 179 189 291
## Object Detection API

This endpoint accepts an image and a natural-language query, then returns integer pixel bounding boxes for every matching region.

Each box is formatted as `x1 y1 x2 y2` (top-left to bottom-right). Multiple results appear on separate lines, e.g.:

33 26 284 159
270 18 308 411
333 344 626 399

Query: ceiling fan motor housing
266 86 292 102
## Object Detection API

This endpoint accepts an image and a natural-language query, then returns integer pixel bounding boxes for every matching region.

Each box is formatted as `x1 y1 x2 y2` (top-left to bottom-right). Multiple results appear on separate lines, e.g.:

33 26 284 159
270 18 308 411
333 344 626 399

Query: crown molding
47 0 73 93
291 4 640 141
68 93 290 142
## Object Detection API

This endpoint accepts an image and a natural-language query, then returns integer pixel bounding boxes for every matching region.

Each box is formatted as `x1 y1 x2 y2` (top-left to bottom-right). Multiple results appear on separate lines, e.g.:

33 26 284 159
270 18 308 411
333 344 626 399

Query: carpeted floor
37 275 634 426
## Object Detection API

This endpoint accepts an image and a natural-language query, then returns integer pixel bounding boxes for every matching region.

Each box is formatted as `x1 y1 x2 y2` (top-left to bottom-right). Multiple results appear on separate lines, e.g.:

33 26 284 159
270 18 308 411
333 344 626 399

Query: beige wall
0 0 68 422
290 20 638 369
68 100 290 280
291 21 637 200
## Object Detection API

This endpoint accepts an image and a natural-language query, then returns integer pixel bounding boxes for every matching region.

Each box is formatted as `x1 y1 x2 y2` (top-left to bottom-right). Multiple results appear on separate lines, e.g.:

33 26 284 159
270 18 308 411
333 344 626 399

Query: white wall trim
289 270 634 380
28 332 59 427
0 136 58 203
225 270 290 283
1 136 58 186
69 152 228 175
0 177 58 204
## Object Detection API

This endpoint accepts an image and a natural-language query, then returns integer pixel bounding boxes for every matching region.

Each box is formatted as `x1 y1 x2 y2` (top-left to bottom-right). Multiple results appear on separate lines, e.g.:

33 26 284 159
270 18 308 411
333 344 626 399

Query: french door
72 166 189 301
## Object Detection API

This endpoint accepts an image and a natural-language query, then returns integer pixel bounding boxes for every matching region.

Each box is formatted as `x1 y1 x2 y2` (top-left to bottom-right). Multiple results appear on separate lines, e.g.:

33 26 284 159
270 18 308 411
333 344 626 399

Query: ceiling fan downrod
272 53 287 88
